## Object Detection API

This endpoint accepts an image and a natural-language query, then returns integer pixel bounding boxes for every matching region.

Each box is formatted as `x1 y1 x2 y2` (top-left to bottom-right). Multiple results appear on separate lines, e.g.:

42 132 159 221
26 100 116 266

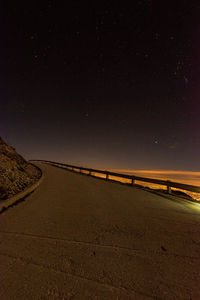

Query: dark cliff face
0 137 41 199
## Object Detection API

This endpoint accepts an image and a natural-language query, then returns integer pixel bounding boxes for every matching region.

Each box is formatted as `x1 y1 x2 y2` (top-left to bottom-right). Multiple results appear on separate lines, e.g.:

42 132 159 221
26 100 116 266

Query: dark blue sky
2 1 200 171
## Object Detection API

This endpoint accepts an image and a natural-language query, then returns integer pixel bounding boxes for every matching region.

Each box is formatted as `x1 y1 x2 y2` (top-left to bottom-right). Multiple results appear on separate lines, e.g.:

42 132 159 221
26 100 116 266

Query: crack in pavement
0 230 199 260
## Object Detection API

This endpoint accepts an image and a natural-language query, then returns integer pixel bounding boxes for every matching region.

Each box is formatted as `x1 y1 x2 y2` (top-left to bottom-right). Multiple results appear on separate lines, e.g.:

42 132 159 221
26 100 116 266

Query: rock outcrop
0 137 41 199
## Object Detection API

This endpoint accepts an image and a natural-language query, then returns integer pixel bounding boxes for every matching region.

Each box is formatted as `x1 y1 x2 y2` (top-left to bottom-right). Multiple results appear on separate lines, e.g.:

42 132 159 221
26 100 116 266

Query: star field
2 1 200 170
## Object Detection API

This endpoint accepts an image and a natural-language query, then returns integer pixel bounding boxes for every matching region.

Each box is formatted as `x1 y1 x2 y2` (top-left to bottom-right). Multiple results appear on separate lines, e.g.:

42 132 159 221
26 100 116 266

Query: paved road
0 163 200 299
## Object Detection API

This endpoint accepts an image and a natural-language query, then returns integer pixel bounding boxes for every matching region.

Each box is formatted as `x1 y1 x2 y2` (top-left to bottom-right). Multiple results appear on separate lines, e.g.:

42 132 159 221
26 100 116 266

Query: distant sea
110 169 200 201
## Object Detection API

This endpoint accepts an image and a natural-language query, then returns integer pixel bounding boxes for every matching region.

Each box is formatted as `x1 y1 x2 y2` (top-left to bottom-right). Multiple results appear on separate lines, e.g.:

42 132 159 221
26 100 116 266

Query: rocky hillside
0 137 41 199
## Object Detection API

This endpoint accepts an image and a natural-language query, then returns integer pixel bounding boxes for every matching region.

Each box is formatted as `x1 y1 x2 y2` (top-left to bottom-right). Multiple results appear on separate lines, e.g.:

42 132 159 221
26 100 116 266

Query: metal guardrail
30 160 200 195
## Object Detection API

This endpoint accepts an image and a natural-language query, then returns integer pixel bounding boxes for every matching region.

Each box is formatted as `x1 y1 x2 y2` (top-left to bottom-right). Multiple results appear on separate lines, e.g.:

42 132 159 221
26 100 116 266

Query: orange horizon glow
107 169 200 201
111 169 200 176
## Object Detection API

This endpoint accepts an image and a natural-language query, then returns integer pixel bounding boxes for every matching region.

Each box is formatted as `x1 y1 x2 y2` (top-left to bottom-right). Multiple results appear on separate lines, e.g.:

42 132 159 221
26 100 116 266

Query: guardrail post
166 181 171 194
79 168 82 173
131 177 135 185
106 171 109 180
88 170 92 176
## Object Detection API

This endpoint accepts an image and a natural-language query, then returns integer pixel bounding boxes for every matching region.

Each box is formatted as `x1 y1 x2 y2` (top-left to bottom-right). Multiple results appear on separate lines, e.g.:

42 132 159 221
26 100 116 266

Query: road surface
0 163 200 299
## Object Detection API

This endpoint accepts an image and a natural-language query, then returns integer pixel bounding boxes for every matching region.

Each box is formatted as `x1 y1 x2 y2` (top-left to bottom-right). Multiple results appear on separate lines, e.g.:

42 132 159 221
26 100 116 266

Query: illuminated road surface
0 163 200 299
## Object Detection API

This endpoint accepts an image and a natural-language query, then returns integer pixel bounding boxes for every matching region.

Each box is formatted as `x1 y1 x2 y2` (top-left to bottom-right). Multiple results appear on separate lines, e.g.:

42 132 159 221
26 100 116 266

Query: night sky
2 1 200 171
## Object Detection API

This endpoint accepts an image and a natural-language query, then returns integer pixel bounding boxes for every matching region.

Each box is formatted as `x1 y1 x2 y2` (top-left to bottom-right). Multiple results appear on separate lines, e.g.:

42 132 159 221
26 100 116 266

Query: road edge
0 165 43 213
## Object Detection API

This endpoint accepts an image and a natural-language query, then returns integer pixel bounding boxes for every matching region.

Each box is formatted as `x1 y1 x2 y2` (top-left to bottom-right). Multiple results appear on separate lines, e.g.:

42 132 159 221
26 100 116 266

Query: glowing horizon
111 169 200 177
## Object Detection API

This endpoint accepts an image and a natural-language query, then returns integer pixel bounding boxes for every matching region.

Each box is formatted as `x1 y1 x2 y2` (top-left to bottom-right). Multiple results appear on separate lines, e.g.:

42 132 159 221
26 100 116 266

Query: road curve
0 163 200 299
